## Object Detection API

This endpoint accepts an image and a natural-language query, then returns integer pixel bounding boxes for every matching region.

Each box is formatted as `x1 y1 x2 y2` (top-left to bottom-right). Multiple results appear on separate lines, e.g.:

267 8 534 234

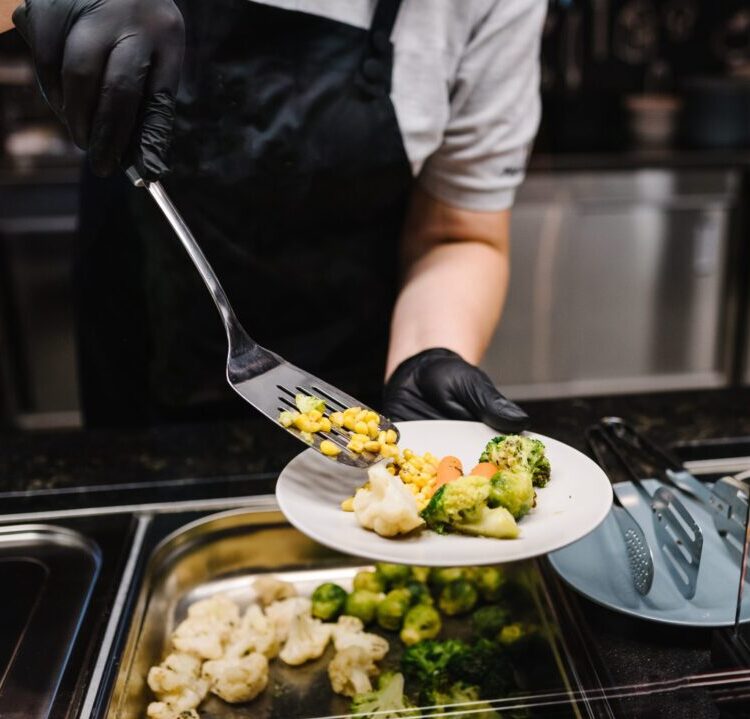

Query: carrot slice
435 455 463 489
469 462 499 478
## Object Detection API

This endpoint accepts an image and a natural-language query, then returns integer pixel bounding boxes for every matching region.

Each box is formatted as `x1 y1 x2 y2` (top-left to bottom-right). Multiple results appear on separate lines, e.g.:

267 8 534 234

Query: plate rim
276 420 613 566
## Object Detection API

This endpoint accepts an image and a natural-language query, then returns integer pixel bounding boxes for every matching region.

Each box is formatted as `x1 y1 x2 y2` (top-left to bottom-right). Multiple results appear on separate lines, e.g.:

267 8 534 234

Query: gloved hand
383 348 530 433
13 0 184 179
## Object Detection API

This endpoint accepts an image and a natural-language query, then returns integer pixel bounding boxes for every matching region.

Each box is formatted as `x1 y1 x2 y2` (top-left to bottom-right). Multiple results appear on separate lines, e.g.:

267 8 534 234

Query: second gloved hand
383 348 530 433
13 0 185 179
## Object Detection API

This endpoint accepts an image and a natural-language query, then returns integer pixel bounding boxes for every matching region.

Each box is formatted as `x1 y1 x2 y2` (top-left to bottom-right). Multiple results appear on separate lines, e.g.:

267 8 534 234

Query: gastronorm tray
104 507 610 719
0 523 101 719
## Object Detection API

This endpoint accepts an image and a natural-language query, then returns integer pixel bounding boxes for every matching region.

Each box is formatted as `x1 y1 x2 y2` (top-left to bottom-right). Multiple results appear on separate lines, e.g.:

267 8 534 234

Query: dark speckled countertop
1 386 748 498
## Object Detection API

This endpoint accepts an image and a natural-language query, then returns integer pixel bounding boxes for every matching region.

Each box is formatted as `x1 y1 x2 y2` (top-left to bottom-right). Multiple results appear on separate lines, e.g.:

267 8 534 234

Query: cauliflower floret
147 653 203 697
265 596 312 643
172 595 239 659
202 652 269 704
331 615 389 660
353 465 424 537
186 594 240 625
328 646 380 697
278 612 332 666
225 604 280 659
252 575 297 606
146 702 199 719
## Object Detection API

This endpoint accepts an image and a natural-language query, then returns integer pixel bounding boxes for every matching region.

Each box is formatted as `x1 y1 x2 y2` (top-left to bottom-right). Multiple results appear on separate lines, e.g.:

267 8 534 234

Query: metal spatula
126 168 398 468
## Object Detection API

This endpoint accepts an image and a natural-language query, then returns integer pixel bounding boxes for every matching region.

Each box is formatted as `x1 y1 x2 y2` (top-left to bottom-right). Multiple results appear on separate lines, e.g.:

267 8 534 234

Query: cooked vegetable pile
145 562 548 719
347 434 552 540
279 394 399 458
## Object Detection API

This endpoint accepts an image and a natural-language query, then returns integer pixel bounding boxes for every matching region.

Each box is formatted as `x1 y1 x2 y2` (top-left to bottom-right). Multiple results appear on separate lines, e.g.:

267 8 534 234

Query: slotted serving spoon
591 419 704 599
125 167 398 468
587 425 654 595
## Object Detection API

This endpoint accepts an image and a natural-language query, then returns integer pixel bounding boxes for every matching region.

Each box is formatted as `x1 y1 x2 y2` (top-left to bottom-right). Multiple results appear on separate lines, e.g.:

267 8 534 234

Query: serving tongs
589 419 704 599
125 167 398 468
602 417 748 545
587 425 655 595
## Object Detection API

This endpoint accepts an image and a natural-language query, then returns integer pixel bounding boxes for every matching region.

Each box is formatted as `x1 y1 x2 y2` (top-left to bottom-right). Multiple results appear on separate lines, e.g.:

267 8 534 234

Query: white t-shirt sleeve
417 0 546 212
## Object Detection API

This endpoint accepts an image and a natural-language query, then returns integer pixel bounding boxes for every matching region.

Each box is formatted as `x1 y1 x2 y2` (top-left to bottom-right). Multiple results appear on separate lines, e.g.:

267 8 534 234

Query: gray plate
548 480 750 627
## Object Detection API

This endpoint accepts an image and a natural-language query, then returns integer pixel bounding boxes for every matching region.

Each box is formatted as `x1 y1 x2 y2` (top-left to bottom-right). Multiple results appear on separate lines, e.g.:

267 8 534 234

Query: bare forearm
386 189 510 378
1 0 18 33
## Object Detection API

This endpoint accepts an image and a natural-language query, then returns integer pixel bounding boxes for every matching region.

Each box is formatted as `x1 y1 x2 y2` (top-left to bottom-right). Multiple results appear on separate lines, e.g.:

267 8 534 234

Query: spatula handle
125 167 256 358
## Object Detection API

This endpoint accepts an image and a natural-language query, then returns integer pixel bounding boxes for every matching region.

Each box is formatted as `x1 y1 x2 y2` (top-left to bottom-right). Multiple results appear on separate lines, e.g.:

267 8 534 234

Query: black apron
76 0 412 426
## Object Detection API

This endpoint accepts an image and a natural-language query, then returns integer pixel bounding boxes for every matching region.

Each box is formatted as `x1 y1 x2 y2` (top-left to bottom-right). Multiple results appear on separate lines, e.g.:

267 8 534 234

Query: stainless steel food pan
105 506 597 719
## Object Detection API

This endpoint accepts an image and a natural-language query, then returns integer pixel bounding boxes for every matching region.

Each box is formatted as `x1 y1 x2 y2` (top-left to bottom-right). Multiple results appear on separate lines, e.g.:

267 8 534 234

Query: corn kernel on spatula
126 168 398 468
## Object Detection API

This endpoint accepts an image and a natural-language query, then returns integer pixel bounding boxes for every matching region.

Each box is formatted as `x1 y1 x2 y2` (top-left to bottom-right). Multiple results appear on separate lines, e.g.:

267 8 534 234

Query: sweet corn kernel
386 465 396 475
351 432 369 443
364 410 379 423
367 420 380 438
386 429 398 444
355 410 368 424
402 448 413 459
343 416 357 431
341 496 354 511
300 431 314 443
294 414 315 433
378 430 387 444
347 439 365 453
364 440 381 453
320 439 342 456
319 417 332 432
308 409 323 421
354 420 369 435
330 412 345 427
380 444 400 458
279 410 298 428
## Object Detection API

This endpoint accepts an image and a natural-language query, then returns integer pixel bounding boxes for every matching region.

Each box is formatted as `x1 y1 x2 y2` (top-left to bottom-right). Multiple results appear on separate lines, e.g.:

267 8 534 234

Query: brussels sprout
344 589 383 625
352 570 386 594
400 604 442 646
375 563 411 589
473 566 506 603
376 588 412 631
428 567 465 591
499 621 539 646
438 579 478 617
311 582 347 621
410 566 431 583
403 580 433 606
471 605 510 638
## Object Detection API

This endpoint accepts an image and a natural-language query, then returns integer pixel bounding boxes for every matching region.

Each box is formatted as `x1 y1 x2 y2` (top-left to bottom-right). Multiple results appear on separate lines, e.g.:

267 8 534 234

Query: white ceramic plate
276 420 613 566
548 480 750 627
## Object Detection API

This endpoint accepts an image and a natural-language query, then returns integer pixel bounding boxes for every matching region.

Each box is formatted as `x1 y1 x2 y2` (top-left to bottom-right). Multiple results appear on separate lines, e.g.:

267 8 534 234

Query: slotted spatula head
227 345 399 469
611 505 654 595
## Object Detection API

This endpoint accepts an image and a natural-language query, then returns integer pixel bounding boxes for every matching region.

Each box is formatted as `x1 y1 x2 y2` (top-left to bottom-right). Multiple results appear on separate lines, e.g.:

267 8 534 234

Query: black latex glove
383 348 530 433
13 0 184 179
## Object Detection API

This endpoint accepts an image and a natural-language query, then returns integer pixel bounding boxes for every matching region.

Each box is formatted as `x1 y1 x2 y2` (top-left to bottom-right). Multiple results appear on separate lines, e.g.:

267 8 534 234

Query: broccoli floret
472 566 507 603
400 604 442 646
447 638 514 699
311 582 347 621
421 476 519 539
488 470 535 520
421 682 501 719
438 579 478 617
480 435 551 488
352 570 387 594
344 590 383 625
403 579 433 606
374 563 411 589
376 588 412 631
428 567 466 590
401 638 468 685
471 605 510 638
294 393 326 414
350 672 420 719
